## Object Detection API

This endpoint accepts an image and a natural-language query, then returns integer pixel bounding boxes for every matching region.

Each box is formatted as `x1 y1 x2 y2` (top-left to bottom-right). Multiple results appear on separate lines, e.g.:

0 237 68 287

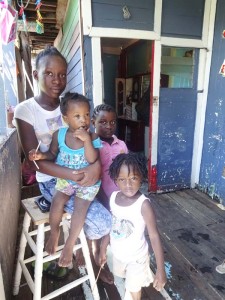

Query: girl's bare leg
45 191 69 255
129 290 141 300
58 196 90 267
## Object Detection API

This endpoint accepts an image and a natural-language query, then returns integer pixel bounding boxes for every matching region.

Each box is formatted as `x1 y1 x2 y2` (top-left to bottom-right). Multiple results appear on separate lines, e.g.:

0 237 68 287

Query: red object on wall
150 165 157 192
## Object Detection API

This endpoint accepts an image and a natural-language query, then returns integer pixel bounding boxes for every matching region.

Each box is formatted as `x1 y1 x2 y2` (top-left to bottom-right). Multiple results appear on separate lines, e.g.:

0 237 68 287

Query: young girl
98 153 167 300
29 92 102 267
92 104 128 210
14 46 112 281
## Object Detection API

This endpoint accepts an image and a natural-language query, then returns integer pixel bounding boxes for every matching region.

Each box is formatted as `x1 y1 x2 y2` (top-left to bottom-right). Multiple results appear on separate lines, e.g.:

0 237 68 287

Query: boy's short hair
92 104 116 119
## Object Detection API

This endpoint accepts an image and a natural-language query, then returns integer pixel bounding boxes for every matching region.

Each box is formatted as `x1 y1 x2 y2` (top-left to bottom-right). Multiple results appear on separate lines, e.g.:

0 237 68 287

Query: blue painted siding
161 0 204 39
199 1 225 204
92 0 154 31
158 89 197 190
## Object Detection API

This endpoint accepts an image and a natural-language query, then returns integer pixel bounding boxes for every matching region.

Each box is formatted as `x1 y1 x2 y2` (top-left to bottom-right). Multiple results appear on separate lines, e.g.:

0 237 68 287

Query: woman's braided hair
35 45 67 69
109 152 148 183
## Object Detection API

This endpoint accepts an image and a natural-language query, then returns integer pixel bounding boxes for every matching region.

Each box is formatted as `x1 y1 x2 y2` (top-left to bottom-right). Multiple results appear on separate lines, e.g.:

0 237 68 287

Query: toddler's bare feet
45 229 60 255
58 243 73 267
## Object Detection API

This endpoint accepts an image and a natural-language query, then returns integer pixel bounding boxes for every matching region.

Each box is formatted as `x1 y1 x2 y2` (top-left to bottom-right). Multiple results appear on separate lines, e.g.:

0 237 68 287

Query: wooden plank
151 194 225 299
172 190 224 225
187 189 225 217
150 236 209 300
160 235 224 300
152 193 225 258
142 284 164 300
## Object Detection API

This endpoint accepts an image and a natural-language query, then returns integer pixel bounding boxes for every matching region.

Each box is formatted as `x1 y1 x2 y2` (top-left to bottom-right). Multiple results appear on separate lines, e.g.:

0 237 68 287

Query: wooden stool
13 196 100 300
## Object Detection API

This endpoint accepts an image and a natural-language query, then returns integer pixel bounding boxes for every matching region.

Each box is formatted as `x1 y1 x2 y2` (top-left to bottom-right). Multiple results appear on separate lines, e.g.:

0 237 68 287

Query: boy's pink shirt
100 135 128 198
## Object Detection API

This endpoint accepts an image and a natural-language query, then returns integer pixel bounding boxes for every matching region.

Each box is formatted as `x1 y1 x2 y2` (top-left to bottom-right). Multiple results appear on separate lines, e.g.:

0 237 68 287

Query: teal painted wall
57 0 83 94
126 40 151 77
102 53 119 109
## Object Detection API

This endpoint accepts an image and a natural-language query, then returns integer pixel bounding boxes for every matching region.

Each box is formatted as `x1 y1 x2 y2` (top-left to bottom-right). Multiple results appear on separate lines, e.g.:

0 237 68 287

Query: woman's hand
28 149 42 161
73 159 101 186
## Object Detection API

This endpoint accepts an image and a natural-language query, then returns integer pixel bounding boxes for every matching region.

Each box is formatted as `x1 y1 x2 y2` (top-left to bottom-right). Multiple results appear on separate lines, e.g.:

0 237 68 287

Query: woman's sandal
31 261 70 280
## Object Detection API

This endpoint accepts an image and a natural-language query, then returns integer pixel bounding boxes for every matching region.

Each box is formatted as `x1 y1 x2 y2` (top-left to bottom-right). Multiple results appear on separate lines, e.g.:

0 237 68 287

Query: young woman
14 46 112 283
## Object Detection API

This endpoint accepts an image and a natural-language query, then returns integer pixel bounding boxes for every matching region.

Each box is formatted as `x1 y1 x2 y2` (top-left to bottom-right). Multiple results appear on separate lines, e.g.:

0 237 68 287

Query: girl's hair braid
35 45 67 69
109 152 148 183
60 92 90 115
92 104 116 119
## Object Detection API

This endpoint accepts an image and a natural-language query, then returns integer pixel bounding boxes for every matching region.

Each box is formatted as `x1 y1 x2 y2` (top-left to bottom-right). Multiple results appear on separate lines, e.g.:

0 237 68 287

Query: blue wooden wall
92 0 204 38
199 0 225 205
92 0 154 30
161 0 205 38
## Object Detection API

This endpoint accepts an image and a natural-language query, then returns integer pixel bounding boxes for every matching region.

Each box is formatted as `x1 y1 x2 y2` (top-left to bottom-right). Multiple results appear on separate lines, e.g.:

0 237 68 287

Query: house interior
101 37 194 156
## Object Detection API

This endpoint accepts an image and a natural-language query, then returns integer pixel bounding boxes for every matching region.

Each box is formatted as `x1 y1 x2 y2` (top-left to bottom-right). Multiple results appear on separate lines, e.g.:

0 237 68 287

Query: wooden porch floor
149 189 225 300
12 188 225 300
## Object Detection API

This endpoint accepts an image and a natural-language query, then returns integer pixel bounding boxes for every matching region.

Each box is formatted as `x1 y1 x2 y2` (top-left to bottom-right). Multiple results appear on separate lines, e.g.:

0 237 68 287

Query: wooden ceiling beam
29 36 56 42
23 7 56 12
22 1 57 8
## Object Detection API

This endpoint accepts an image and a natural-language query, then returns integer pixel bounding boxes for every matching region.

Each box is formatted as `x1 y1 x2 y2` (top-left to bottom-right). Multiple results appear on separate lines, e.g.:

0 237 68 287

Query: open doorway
101 37 152 156
100 38 198 192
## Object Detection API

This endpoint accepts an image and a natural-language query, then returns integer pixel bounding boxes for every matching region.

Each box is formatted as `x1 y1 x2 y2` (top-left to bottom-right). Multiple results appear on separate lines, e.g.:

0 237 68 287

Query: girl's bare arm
142 199 167 291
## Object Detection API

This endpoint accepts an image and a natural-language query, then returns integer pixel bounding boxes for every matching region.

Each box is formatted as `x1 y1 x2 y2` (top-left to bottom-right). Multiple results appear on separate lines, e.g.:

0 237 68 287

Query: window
161 47 194 88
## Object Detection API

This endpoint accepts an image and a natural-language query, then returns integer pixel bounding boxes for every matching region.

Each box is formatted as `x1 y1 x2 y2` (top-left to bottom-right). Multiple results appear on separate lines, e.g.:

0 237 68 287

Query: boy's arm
142 199 167 291
96 186 110 211
98 234 110 267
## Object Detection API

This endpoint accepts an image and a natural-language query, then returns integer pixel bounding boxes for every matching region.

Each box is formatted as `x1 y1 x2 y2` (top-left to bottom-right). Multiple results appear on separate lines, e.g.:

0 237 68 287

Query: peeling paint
165 261 173 279
168 288 183 300
210 134 222 142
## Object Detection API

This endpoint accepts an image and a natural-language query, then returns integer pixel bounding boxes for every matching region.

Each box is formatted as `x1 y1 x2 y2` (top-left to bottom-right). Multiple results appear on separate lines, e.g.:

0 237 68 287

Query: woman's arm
28 131 59 161
15 118 100 184
142 200 167 291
